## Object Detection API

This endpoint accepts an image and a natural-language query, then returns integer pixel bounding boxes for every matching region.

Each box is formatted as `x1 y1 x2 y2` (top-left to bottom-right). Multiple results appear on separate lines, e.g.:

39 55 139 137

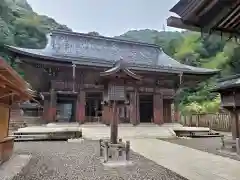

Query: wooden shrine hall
6 30 217 125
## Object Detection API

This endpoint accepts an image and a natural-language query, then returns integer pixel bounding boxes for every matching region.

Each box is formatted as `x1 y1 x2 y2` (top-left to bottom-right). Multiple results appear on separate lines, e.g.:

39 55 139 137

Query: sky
27 0 179 37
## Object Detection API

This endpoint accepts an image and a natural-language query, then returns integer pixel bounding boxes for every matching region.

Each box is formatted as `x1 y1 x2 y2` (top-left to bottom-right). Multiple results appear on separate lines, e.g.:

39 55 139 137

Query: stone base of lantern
99 139 131 166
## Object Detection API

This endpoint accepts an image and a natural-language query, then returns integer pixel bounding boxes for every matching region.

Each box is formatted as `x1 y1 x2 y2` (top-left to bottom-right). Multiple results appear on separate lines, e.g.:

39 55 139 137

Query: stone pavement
127 138 240 180
82 124 176 140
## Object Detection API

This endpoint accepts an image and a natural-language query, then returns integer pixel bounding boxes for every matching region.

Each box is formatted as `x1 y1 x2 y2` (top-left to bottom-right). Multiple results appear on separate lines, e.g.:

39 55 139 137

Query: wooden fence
180 113 232 132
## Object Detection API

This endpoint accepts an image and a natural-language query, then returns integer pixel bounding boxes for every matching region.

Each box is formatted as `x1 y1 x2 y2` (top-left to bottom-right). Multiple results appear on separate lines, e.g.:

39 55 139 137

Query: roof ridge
50 30 160 48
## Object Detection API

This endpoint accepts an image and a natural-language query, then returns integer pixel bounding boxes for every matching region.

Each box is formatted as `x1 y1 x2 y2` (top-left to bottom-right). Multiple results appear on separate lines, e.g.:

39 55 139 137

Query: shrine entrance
85 92 102 122
139 94 153 123
56 95 76 122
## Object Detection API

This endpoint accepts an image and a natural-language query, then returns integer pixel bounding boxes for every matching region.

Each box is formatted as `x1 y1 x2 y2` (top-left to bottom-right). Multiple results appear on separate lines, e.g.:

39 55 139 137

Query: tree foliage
0 0 71 76
0 0 71 50
119 29 240 114
160 33 240 114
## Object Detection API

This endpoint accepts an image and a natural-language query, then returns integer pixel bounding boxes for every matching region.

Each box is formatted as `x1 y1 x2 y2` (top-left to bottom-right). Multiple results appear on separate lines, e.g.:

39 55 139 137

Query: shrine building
6 30 218 125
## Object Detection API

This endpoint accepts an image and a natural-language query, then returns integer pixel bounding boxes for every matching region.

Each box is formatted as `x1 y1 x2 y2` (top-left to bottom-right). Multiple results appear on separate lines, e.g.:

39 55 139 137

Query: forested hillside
1 0 240 114
119 30 240 114
0 0 70 51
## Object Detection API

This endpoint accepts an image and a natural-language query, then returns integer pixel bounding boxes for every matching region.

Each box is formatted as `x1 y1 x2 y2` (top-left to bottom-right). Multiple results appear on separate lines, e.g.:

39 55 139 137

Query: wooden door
163 99 172 123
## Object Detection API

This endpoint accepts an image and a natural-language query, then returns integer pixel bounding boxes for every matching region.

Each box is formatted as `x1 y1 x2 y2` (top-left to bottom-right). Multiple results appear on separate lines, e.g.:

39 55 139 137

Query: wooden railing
180 113 232 132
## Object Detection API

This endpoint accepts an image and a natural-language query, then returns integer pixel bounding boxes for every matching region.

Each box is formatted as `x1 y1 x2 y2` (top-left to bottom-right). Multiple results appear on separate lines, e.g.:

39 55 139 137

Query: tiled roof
215 74 240 90
6 30 218 75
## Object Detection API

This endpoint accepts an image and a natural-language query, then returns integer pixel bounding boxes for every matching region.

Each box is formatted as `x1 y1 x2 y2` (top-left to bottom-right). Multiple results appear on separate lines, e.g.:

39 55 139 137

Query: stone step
14 137 48 141
13 134 49 142
13 134 48 137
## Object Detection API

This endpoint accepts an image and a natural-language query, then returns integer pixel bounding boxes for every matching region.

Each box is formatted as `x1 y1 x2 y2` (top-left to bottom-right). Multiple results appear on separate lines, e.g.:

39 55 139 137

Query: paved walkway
82 124 176 140
127 138 240 180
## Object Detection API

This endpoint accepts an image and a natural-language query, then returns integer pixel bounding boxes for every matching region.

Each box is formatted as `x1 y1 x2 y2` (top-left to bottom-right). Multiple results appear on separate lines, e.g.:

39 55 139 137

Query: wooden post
196 114 199 127
76 90 86 124
110 101 118 144
72 63 76 92
153 94 163 125
235 109 239 138
104 141 109 163
49 89 56 122
43 99 49 122
126 141 130 161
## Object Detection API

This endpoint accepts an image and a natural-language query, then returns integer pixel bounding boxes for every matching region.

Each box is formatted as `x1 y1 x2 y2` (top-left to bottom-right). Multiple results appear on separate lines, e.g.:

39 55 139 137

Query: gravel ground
163 137 240 161
12 140 188 180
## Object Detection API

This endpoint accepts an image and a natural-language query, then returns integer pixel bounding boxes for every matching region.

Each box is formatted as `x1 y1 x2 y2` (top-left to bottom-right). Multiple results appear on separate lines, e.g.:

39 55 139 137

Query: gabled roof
168 0 240 37
6 30 218 75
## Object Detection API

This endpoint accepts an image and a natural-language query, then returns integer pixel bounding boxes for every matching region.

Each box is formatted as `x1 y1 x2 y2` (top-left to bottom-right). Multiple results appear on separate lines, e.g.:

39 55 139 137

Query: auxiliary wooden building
167 0 240 140
0 57 33 164
6 30 217 125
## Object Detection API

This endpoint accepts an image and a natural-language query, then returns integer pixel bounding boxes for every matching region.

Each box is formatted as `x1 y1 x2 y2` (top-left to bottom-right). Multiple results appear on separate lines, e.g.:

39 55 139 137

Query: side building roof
214 74 240 91
6 30 218 75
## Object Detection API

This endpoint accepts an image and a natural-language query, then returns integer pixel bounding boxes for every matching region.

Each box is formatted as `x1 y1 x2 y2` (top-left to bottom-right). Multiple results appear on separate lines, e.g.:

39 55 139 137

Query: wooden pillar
110 101 118 144
42 99 49 122
76 90 86 124
102 106 111 125
153 93 163 125
231 110 240 140
174 103 180 122
163 99 172 123
129 90 139 125
48 89 57 122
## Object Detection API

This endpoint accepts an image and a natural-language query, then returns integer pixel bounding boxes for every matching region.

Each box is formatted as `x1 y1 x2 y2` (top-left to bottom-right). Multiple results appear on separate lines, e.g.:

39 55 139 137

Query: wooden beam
167 16 240 37
183 0 210 21
218 2 240 28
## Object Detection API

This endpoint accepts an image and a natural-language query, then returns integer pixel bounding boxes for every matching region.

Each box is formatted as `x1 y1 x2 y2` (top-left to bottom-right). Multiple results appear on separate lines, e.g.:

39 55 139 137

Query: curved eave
124 68 142 81
100 65 121 76
6 45 219 76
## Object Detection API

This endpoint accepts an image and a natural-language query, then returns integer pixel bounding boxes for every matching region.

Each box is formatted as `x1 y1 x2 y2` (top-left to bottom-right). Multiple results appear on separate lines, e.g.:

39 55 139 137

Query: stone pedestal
236 138 240 155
